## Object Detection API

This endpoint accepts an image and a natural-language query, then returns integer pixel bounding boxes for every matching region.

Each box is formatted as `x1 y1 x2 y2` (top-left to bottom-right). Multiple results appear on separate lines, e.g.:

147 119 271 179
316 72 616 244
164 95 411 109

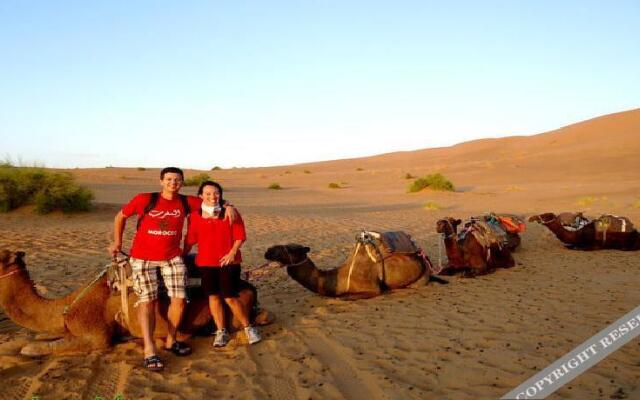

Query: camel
264 234 443 299
0 250 272 356
436 217 515 277
529 213 640 250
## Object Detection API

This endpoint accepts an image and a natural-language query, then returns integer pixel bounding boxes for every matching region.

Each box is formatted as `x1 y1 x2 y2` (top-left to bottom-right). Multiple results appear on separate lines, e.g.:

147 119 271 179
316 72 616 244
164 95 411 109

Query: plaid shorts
130 256 187 305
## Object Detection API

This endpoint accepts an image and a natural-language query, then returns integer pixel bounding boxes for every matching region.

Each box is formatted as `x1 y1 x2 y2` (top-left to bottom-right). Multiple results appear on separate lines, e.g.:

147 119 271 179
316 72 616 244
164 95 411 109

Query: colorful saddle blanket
357 231 420 257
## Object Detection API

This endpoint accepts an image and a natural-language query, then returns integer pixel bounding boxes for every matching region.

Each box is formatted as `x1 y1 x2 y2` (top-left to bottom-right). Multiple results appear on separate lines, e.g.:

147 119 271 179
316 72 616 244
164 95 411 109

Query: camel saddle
352 231 423 288
106 255 203 328
460 220 509 249
471 213 526 234
558 212 591 231
594 214 636 244
357 231 420 258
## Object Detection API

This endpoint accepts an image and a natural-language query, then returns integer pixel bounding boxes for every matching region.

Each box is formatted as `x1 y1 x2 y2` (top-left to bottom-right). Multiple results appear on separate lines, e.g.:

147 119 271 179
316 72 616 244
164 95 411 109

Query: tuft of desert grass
184 173 211 187
407 173 455 193
423 201 440 210
328 182 342 189
268 183 282 190
576 196 597 207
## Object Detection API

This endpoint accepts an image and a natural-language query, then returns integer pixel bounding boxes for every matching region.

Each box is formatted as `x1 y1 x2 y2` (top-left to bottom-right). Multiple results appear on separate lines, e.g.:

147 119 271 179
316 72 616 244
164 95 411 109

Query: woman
183 181 261 347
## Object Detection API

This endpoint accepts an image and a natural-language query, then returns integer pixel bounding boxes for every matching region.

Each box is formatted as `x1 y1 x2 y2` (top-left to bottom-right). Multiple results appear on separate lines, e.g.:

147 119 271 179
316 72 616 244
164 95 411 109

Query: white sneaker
244 326 261 345
213 329 230 347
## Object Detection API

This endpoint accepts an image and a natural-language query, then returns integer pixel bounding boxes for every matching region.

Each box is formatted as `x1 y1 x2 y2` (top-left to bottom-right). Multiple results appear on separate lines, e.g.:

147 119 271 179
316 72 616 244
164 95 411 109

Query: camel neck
0 272 67 333
287 258 339 296
544 218 577 242
442 234 465 268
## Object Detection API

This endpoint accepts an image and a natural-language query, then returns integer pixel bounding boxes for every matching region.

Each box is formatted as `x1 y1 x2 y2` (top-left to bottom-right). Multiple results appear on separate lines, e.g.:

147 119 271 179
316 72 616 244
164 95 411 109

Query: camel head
528 213 556 224
264 244 310 267
0 249 26 274
436 218 462 236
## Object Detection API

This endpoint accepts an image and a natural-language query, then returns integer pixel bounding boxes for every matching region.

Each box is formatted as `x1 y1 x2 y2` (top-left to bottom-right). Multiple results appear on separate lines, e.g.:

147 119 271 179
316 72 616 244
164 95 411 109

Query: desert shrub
0 164 93 213
356 167 364 171
184 173 211 187
405 173 415 180
137 167 146 171
211 166 222 171
328 182 341 189
407 173 455 193
33 173 93 214
304 170 311 174
268 182 282 190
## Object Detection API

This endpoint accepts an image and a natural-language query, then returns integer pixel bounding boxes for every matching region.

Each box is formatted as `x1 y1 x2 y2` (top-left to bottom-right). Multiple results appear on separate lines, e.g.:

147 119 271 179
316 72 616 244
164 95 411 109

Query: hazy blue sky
1 1 638 169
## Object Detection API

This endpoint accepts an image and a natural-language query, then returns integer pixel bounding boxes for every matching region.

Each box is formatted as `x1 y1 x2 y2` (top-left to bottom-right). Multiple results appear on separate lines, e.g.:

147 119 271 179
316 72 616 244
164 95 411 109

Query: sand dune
1 109 639 399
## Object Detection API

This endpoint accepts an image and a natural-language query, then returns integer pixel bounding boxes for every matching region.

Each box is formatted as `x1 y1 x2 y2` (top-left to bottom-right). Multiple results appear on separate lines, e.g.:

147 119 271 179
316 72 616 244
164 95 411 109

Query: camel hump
379 231 420 254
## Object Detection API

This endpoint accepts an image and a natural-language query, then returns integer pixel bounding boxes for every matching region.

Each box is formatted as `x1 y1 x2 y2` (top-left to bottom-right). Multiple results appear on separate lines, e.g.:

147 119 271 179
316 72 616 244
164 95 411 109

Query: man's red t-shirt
186 210 246 267
122 193 201 261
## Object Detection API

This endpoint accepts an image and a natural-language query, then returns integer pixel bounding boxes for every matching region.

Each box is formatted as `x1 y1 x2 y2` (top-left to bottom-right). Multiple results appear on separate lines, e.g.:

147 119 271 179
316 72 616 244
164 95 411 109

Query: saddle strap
119 263 130 328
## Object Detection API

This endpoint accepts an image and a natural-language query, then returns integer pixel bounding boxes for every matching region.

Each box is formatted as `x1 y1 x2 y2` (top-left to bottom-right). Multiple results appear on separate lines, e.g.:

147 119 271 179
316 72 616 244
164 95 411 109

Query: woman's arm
220 239 244 266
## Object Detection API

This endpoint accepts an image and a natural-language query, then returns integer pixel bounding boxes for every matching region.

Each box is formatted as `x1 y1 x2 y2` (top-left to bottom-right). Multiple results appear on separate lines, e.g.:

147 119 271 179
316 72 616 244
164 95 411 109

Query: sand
0 109 639 399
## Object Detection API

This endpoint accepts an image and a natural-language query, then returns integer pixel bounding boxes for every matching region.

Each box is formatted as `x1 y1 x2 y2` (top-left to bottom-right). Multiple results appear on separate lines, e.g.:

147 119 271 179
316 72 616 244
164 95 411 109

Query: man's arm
223 202 237 224
108 210 127 258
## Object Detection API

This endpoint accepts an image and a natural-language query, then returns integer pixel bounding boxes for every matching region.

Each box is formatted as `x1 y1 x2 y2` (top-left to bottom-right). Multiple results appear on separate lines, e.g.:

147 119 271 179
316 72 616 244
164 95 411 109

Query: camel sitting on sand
436 217 516 277
0 250 272 356
529 212 640 250
264 231 444 299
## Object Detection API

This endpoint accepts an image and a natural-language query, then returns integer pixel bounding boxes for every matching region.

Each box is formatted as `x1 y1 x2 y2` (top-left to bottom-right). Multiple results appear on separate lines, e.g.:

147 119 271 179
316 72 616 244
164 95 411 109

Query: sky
1 1 639 169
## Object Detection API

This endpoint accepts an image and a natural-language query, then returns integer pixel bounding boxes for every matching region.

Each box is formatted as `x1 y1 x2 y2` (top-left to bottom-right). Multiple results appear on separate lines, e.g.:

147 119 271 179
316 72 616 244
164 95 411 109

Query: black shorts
200 265 241 298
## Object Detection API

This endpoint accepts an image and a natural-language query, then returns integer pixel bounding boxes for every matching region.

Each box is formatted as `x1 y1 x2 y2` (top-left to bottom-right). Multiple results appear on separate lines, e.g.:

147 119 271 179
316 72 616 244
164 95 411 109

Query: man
108 167 232 371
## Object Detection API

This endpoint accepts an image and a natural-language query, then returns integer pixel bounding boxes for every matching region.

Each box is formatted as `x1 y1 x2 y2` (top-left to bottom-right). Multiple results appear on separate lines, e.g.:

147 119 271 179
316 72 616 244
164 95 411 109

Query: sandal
165 341 192 357
143 355 164 371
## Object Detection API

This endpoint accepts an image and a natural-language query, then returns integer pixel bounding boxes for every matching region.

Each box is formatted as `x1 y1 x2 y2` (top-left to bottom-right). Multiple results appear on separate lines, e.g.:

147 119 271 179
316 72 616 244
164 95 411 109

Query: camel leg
21 334 110 357
339 291 380 300
407 273 430 288
34 333 64 341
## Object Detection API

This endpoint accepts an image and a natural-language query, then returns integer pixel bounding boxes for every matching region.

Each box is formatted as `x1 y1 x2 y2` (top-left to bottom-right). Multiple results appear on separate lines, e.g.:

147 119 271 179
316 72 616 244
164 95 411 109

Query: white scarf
201 203 221 215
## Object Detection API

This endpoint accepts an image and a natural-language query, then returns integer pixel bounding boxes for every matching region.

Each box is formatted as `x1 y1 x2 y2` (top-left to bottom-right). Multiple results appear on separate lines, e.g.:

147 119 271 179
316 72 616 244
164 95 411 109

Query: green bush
184 173 211 187
0 164 93 213
407 173 455 193
268 182 282 190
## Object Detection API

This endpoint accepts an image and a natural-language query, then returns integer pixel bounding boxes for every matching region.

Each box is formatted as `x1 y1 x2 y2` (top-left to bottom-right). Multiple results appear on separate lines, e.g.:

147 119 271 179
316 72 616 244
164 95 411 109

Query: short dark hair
160 167 184 180
197 180 223 197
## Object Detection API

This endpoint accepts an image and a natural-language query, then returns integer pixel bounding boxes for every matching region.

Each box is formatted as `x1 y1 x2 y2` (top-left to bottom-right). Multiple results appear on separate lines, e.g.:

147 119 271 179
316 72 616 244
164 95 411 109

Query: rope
62 268 108 316
345 242 362 292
